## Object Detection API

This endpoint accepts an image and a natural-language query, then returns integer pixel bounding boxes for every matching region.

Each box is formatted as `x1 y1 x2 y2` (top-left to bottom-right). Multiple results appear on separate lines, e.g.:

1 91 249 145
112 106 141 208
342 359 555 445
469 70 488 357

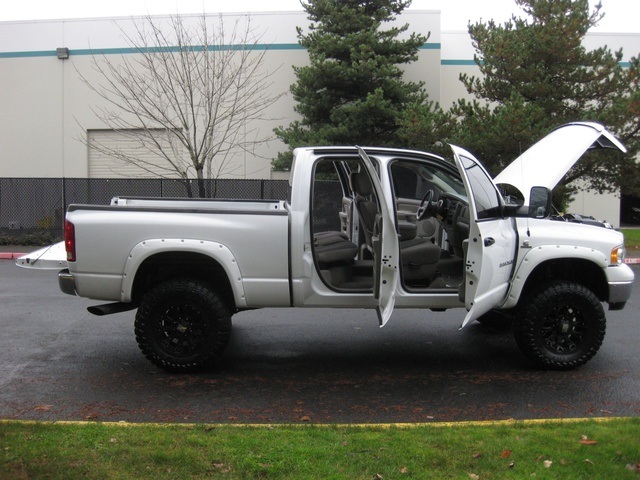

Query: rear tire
513 281 605 370
134 279 232 373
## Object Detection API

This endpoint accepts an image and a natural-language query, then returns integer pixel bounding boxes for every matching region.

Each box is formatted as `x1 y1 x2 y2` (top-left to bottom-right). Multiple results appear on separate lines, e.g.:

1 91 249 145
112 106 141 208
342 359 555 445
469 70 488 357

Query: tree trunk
196 167 206 198
184 179 194 198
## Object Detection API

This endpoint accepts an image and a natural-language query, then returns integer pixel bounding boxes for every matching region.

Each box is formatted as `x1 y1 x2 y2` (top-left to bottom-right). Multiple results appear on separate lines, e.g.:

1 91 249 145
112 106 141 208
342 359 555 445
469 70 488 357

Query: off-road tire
513 281 605 370
134 279 232 373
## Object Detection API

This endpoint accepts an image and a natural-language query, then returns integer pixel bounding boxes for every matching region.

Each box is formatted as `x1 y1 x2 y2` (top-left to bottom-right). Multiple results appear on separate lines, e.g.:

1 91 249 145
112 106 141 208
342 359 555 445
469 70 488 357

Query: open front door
357 147 399 327
451 146 518 328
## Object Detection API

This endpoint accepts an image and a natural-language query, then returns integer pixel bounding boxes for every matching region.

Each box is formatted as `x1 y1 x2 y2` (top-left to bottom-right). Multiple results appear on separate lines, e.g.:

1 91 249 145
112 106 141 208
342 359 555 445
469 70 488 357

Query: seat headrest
350 171 373 196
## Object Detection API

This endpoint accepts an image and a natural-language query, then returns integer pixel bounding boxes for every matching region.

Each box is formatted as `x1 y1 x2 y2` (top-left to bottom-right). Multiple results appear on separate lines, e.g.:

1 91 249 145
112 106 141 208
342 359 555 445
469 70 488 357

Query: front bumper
607 264 634 310
58 269 77 296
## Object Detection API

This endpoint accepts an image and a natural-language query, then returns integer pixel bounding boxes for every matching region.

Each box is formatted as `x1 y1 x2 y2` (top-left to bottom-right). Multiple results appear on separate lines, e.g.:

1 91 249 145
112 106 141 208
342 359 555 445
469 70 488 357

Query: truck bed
111 196 288 213
65 198 291 306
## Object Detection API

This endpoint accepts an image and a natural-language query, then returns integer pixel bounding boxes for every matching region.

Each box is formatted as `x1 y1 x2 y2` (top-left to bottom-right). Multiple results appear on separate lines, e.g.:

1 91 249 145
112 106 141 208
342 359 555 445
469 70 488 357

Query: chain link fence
0 178 291 242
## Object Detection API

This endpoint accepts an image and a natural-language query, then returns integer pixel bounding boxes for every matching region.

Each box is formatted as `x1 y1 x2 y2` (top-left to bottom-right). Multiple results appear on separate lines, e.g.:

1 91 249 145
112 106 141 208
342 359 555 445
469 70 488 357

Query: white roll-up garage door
87 129 185 178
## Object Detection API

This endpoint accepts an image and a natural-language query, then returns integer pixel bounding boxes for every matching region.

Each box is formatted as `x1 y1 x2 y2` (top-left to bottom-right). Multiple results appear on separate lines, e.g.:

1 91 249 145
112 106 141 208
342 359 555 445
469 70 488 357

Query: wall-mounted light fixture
56 47 70 60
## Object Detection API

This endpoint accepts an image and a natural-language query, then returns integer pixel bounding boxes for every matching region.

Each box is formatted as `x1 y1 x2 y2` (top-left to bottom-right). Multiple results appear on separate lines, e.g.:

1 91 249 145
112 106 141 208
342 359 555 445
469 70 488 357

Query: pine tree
402 0 640 203
273 0 429 170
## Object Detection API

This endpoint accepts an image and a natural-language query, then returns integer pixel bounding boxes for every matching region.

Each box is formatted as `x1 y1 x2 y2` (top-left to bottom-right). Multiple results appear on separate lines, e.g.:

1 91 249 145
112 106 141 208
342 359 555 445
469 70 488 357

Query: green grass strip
2 418 639 479
620 228 640 251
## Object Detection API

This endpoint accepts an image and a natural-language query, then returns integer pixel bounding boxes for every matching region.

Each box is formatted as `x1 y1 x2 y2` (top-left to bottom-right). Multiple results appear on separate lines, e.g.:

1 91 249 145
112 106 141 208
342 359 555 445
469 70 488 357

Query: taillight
64 220 76 262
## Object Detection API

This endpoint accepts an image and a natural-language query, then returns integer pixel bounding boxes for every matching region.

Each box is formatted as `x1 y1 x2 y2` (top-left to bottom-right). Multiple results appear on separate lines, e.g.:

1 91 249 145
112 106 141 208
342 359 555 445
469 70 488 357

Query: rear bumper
58 269 77 296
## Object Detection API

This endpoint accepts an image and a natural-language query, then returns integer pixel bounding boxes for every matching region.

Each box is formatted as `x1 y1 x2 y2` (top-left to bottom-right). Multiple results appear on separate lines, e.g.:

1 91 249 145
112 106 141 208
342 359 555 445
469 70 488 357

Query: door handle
484 237 495 247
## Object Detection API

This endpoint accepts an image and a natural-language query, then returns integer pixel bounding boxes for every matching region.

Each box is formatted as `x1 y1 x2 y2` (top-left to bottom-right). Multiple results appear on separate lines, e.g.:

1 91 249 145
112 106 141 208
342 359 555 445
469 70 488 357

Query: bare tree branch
77 13 285 197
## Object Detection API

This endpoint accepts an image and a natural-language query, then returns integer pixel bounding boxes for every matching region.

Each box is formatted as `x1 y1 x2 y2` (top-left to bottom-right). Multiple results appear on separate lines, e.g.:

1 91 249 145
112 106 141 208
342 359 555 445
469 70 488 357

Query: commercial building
0 10 637 226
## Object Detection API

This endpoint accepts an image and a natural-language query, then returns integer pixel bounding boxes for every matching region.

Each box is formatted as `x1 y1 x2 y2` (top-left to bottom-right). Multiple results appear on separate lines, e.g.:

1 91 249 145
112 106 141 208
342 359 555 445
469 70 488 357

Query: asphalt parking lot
0 260 638 424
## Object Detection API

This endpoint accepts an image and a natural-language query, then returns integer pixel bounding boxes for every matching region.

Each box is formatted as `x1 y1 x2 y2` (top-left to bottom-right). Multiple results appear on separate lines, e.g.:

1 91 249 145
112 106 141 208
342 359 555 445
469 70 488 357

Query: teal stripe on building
441 59 477 66
0 42 630 68
0 42 441 58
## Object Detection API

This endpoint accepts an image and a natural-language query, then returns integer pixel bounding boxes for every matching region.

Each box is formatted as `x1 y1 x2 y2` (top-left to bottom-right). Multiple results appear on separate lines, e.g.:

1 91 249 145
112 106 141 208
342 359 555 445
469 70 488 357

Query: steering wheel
416 189 438 220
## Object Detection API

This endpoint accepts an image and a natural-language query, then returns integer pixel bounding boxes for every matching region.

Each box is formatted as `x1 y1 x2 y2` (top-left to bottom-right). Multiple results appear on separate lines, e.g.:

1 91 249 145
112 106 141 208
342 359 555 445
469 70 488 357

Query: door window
458 155 502 220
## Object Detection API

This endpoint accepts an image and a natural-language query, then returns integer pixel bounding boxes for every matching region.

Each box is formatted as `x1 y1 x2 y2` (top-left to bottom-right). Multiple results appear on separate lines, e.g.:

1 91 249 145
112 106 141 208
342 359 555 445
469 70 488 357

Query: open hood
493 122 626 205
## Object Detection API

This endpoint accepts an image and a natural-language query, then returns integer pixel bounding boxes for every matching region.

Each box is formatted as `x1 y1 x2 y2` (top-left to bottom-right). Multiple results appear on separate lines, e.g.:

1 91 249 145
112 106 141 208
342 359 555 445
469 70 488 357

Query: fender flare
119 238 247 308
502 244 609 309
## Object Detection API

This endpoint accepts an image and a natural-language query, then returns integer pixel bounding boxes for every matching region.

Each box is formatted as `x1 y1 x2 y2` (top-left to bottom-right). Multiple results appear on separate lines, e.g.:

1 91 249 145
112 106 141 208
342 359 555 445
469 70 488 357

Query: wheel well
520 258 608 302
131 252 236 311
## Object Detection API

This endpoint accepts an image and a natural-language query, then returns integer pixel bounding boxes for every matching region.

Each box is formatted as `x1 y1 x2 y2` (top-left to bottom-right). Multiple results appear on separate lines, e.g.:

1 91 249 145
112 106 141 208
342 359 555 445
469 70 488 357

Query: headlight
610 245 625 265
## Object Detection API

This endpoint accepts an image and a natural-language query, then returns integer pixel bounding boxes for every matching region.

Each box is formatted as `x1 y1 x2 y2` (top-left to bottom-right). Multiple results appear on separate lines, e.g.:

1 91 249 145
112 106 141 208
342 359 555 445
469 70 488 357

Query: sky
1 0 639 33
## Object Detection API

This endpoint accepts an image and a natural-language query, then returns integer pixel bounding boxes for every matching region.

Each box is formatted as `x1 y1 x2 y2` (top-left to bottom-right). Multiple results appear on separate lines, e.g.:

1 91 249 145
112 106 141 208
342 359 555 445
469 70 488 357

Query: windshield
390 160 466 201
428 164 466 196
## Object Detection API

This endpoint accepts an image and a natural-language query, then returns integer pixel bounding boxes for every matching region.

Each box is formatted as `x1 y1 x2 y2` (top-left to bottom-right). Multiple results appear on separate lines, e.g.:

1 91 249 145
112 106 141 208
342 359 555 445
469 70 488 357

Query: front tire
513 281 606 370
134 279 232 373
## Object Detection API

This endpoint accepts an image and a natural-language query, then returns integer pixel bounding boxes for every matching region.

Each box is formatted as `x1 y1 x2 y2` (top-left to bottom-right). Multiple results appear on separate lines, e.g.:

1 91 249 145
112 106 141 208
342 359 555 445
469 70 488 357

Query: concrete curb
0 416 633 429
0 252 25 260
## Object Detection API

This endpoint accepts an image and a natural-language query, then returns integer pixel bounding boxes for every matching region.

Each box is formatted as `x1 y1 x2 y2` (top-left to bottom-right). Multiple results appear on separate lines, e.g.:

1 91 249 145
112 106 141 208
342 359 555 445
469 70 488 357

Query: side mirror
529 186 552 218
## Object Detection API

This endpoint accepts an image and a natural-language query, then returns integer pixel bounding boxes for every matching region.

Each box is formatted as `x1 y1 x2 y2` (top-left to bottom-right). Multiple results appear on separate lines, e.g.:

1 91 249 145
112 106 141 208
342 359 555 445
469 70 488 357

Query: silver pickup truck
19 122 634 372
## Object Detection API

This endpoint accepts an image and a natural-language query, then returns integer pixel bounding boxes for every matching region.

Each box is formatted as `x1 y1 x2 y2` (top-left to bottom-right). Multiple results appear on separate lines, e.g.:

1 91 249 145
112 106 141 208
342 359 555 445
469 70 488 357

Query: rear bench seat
313 231 358 266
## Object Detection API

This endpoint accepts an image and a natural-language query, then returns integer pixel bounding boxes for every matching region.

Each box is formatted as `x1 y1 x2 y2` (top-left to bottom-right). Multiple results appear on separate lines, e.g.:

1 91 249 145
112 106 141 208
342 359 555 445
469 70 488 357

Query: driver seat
350 171 441 283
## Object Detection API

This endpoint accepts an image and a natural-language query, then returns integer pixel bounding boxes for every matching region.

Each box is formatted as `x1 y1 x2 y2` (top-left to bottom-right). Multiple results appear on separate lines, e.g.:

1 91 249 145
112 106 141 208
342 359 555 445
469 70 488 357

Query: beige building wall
0 11 637 225
0 11 440 180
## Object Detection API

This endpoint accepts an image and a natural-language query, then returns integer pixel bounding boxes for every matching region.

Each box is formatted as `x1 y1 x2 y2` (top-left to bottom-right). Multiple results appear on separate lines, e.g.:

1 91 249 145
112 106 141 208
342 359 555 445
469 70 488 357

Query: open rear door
357 147 399 327
451 146 518 328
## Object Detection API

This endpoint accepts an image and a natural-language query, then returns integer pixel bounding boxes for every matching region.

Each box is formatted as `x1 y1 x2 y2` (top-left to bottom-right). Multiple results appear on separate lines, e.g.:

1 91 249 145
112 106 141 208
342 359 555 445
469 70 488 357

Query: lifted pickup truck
19 122 634 372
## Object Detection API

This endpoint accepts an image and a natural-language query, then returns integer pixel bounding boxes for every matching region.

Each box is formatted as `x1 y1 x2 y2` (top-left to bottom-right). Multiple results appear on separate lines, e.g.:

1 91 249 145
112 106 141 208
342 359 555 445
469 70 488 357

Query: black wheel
513 281 605 370
134 279 232 373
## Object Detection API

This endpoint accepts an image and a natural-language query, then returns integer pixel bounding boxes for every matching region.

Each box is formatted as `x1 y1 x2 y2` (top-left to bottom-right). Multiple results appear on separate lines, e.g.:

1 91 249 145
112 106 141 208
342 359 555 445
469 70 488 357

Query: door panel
357 147 399 327
461 217 517 327
451 145 518 328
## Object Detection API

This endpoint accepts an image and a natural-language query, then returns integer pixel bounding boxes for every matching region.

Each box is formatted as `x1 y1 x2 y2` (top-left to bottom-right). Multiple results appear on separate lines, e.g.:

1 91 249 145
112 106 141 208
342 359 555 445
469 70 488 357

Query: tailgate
15 242 68 270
